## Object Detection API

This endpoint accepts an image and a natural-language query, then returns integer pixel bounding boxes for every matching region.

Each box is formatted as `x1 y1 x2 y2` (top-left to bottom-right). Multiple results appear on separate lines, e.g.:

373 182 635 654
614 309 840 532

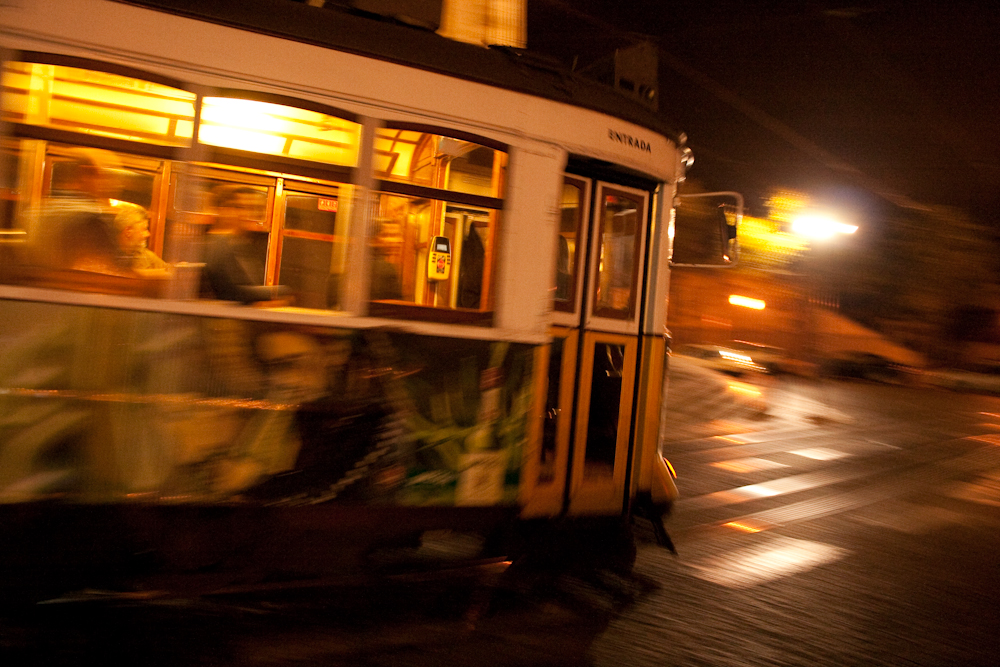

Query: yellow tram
0 0 733 598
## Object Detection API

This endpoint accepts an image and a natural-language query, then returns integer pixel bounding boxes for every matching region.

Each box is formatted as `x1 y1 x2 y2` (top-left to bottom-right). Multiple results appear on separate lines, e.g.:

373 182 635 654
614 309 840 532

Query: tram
0 0 734 599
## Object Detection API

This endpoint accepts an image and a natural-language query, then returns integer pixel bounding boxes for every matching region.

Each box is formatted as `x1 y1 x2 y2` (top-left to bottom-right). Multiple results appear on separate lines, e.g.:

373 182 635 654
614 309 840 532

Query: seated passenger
201 184 289 304
112 202 170 275
31 147 133 276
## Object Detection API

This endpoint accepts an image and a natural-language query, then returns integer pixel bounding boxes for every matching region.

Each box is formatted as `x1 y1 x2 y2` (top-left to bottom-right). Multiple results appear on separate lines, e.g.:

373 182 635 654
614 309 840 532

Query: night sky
528 1 1000 224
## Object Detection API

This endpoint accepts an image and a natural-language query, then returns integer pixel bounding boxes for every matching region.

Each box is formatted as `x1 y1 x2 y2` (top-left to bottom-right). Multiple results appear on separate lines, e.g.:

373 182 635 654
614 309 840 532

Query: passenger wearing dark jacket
202 184 288 304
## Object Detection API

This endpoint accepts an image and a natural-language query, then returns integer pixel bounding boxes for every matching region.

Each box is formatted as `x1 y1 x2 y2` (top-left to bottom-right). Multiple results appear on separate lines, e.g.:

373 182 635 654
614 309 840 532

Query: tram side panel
0 301 540 507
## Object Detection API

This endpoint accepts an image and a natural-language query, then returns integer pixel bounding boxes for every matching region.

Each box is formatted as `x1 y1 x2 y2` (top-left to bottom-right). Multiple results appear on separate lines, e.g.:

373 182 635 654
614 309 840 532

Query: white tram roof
121 0 683 144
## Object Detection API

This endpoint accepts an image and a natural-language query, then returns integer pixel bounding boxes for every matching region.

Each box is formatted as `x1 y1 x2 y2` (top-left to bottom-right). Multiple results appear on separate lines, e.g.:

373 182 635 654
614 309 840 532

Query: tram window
163 176 272 296
0 140 31 237
278 193 348 310
1 61 196 148
374 129 506 199
0 144 172 293
554 178 586 312
199 97 360 168
369 193 495 313
446 146 498 196
50 158 156 211
593 191 642 320
170 175 269 229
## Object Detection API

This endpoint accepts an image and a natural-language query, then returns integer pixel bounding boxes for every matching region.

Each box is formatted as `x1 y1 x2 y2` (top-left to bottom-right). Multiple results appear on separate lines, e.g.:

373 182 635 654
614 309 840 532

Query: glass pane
446 146 497 197
374 128 505 198
199 97 360 167
593 190 642 320
540 337 565 484
370 194 422 302
278 236 338 309
279 193 347 310
0 140 34 237
195 182 271 301
374 130 433 187
5 146 170 281
449 205 490 309
554 179 584 312
49 159 156 210
369 193 494 311
584 343 624 478
172 176 269 228
284 194 340 235
1 62 196 147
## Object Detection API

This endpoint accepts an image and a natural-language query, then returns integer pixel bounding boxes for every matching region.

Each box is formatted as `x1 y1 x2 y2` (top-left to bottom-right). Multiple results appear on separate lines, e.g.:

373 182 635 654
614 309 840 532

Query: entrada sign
608 129 652 154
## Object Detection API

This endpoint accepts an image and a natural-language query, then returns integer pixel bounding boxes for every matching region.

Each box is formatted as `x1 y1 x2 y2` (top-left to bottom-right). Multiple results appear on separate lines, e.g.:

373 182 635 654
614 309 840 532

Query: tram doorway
532 176 651 517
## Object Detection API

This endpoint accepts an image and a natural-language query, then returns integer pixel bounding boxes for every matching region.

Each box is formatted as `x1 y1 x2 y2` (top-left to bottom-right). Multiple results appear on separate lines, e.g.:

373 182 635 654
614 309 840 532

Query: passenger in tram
201 184 289 304
30 147 133 275
111 201 170 275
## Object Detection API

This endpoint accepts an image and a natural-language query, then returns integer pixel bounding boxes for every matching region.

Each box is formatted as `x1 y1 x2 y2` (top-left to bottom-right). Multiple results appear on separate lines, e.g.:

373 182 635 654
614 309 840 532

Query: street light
791 213 858 240
789 211 858 370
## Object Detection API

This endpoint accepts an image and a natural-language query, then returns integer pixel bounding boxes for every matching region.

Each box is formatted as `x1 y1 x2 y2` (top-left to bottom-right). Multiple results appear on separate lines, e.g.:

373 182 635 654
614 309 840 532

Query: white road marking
790 447 849 461
685 535 849 589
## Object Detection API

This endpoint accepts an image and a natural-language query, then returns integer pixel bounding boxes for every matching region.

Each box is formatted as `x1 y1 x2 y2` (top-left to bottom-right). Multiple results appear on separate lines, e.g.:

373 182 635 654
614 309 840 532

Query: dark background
528 0 1000 222
528 1 1000 351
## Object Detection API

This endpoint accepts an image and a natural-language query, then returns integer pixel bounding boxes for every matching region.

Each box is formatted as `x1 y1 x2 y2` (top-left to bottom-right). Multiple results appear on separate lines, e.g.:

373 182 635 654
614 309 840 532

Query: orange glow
199 97 360 166
722 521 763 533
2 61 196 147
727 382 762 398
729 294 765 310
712 461 759 473
967 434 1000 445
712 435 749 444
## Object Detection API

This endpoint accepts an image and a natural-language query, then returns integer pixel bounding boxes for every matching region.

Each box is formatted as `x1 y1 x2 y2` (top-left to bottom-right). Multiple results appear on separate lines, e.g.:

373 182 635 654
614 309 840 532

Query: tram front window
555 178 586 312
594 191 642 320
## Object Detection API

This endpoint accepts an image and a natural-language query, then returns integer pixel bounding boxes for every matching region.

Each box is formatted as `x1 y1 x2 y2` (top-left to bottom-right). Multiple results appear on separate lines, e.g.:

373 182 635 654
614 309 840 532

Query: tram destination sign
608 129 653 154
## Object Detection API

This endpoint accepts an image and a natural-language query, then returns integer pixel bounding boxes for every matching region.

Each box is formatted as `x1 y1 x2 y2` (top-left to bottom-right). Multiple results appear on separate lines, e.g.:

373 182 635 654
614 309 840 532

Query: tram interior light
198 97 360 166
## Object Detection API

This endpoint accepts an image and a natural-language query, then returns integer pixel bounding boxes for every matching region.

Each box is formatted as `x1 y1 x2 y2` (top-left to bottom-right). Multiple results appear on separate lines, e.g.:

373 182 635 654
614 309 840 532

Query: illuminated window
593 190 643 320
374 128 506 198
1 61 196 147
278 190 351 310
554 177 586 313
199 97 360 167
369 192 497 312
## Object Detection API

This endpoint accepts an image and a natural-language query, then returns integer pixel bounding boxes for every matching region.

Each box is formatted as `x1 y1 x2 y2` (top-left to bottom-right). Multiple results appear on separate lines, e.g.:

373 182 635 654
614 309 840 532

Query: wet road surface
4 378 1000 665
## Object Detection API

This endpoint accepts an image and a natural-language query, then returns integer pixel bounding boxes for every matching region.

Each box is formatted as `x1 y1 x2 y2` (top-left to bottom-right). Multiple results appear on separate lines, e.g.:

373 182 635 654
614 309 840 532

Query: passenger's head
112 202 151 254
60 147 123 201
212 184 264 233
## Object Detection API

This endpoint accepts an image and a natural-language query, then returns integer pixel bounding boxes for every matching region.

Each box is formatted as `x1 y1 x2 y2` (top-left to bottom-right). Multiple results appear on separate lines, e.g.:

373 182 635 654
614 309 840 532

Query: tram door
531 175 650 516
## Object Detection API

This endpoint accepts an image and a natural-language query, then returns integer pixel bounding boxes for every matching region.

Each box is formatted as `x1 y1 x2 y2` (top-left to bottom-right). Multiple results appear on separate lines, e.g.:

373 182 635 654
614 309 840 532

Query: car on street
673 344 767 377
727 341 792 374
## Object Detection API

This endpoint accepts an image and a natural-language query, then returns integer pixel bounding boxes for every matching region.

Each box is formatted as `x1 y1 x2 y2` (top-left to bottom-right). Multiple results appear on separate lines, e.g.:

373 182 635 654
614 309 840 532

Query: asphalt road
4 378 1000 666
597 377 1000 667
